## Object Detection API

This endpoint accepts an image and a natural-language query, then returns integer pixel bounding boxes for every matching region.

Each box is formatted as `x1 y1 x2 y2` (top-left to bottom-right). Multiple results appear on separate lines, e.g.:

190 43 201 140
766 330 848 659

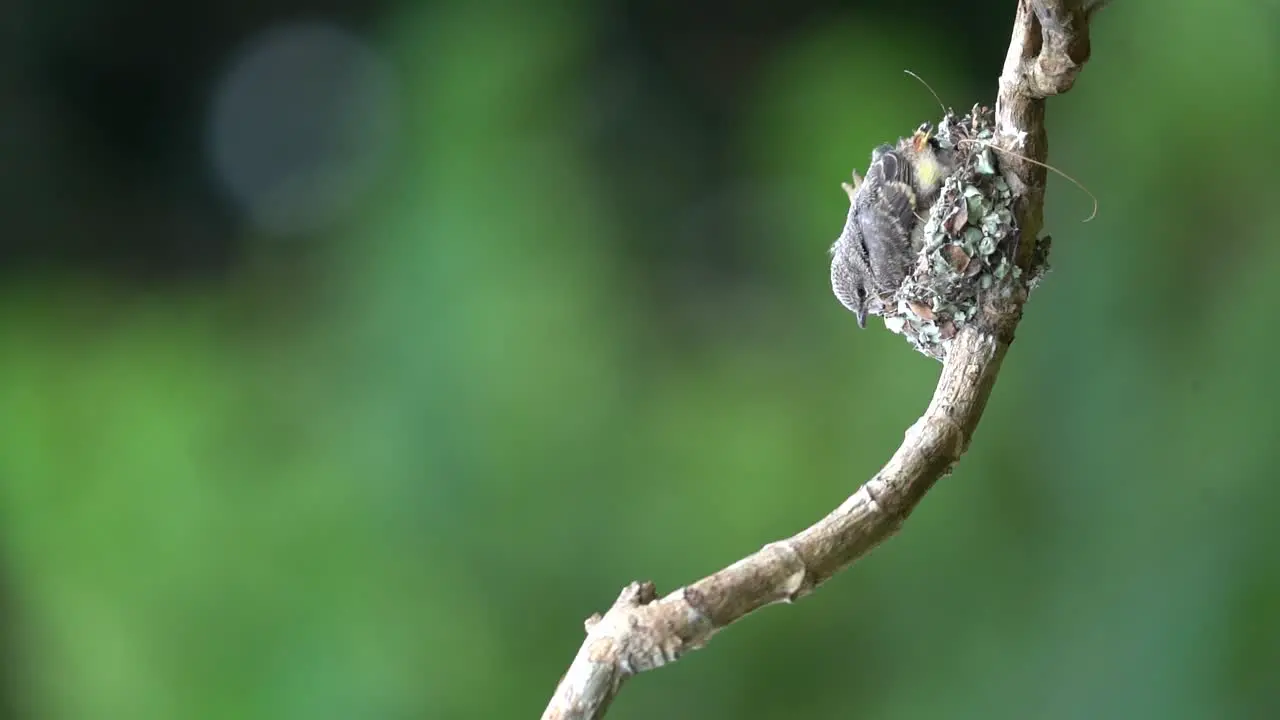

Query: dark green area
2 1 1279 718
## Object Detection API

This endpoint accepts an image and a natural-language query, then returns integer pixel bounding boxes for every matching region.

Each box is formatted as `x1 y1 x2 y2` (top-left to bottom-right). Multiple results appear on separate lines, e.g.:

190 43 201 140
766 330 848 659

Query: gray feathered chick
830 126 956 327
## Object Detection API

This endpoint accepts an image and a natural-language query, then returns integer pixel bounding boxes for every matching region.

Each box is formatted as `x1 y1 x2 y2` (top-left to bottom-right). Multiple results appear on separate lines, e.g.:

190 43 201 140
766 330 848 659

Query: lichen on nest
882 104 1049 361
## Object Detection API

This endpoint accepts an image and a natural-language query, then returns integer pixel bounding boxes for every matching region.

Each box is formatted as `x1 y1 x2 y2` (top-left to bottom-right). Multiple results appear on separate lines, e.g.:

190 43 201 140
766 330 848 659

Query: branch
541 3 1098 718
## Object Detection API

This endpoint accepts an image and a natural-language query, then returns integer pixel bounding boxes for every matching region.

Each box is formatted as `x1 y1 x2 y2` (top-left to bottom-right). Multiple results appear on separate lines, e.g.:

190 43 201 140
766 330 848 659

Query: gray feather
829 137 955 328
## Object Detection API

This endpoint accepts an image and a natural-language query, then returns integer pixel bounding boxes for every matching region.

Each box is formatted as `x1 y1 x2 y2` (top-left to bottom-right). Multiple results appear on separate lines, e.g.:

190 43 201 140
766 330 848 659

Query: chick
830 124 957 327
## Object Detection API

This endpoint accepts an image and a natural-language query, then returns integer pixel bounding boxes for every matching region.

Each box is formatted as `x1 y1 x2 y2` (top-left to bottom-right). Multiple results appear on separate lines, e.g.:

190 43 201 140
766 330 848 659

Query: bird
830 124 956 327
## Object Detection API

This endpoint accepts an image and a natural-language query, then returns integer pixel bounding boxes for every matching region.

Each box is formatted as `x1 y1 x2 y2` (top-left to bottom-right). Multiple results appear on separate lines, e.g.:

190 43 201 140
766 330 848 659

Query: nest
881 105 1049 361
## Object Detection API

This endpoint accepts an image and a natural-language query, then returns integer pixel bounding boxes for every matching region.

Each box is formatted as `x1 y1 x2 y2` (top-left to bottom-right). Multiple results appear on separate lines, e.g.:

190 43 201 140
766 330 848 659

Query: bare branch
541 2 1098 718
996 0 1100 269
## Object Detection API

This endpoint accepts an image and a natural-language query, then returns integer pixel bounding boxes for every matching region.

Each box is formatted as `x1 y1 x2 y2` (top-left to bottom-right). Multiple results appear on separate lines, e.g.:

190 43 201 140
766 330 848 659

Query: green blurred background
2 1 1279 717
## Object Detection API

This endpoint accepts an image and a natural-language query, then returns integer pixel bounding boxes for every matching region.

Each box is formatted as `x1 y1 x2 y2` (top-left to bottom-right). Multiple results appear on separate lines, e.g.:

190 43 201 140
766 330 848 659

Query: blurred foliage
2 0 1280 718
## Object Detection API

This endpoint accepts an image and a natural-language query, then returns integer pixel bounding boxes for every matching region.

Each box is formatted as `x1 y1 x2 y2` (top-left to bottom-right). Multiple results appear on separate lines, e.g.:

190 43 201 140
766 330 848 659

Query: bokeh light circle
206 22 399 236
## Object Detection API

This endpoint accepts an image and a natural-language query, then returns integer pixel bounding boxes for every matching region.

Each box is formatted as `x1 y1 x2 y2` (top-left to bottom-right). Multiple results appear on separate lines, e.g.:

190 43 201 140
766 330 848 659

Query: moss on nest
880 105 1050 361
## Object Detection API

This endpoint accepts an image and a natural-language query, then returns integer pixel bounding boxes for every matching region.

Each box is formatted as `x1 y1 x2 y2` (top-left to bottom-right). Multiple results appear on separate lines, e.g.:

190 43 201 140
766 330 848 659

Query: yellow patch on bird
916 154 943 189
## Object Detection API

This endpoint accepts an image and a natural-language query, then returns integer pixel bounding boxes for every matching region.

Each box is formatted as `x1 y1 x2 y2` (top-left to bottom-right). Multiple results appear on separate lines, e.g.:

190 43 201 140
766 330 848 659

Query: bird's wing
863 148 917 221
854 157 918 290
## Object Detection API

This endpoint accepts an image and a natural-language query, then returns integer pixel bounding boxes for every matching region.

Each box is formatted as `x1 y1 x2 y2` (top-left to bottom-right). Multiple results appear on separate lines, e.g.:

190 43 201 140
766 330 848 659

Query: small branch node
761 539 812 602
859 478 885 514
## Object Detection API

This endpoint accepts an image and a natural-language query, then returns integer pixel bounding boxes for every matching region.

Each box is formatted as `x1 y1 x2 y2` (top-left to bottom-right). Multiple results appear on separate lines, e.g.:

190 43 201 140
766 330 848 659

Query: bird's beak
910 122 935 153
856 306 867 328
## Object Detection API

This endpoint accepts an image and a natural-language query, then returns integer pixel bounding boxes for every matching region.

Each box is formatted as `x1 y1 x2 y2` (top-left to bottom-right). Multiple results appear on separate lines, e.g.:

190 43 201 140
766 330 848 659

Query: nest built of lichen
882 105 1048 361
